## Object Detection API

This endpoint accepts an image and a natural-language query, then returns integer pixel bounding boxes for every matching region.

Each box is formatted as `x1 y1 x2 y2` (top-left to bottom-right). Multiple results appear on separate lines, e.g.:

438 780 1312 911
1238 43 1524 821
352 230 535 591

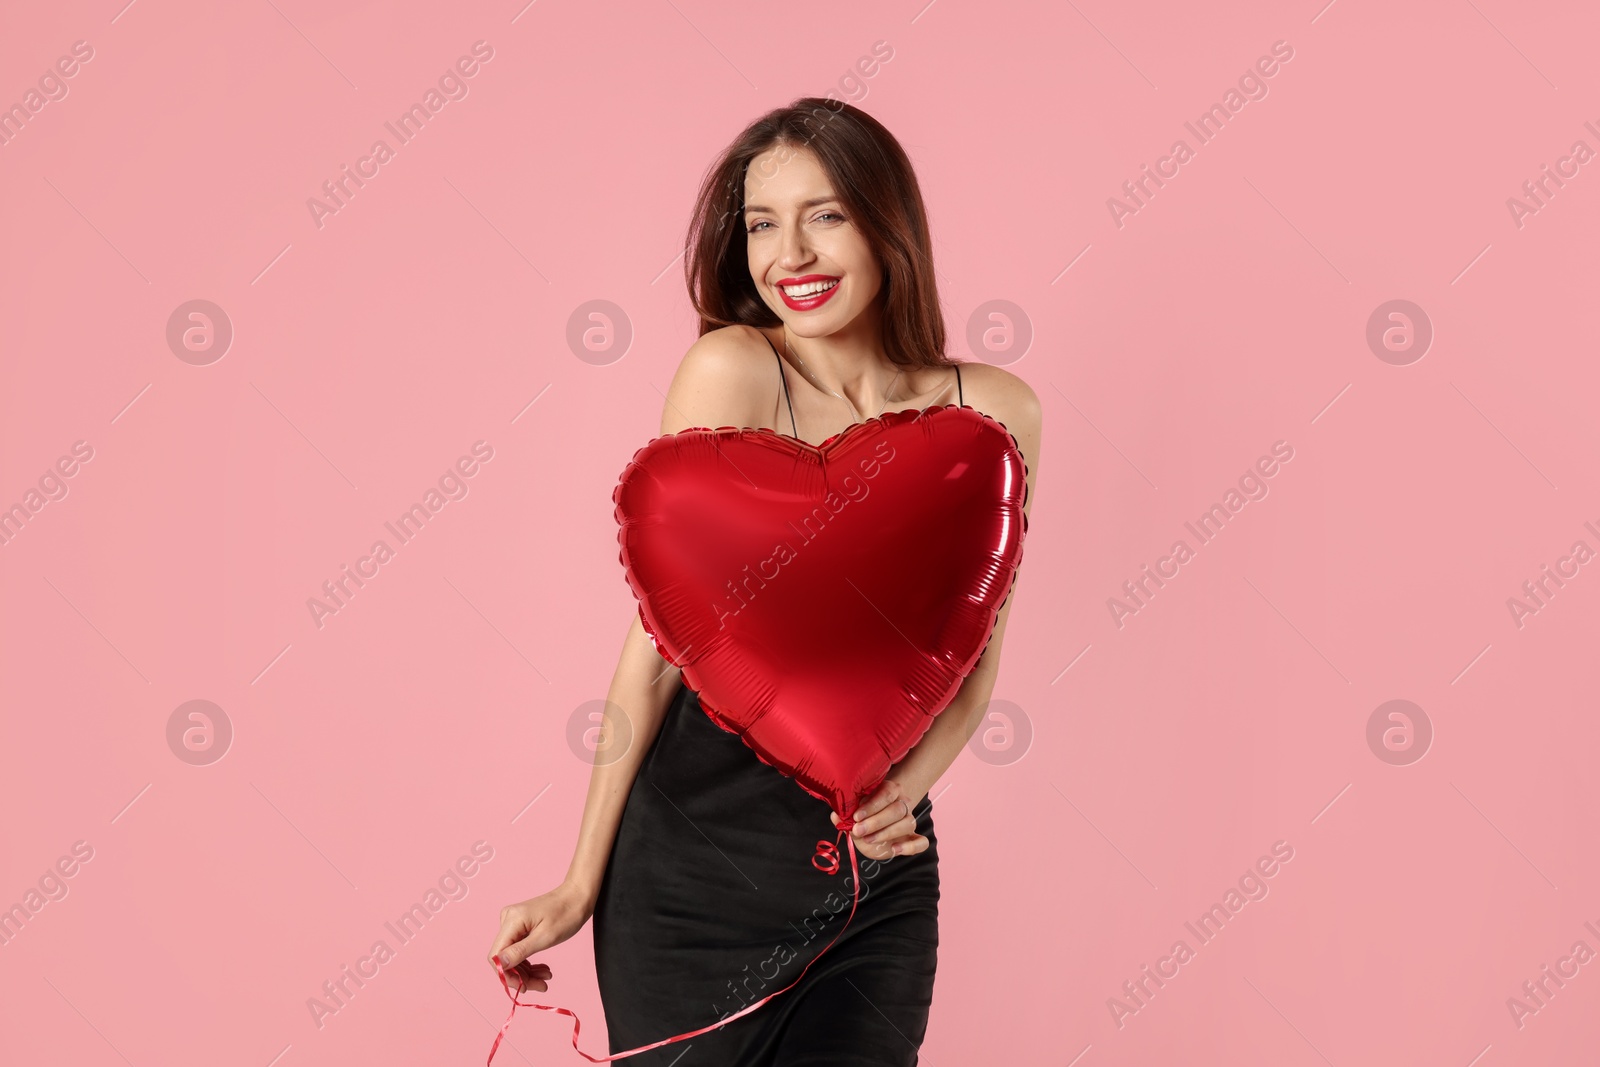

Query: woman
488 97 1041 1065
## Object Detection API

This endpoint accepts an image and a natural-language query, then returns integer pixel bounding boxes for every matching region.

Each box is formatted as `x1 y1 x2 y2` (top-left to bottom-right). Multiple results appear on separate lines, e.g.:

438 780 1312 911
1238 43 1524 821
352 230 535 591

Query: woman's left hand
830 778 928 860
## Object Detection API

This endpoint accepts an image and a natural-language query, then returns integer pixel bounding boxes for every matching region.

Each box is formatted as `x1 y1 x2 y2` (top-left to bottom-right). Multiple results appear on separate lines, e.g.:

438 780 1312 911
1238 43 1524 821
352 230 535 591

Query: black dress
591 340 960 1065
592 684 940 1066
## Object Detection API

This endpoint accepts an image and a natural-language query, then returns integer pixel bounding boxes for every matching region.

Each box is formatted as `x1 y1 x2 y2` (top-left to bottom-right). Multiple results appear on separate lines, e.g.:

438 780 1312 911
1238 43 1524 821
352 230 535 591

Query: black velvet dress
592 683 940 1066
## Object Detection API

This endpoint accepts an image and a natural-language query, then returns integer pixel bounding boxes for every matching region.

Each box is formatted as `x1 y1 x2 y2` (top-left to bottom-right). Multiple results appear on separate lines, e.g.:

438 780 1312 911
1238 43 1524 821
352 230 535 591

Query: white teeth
781 279 839 297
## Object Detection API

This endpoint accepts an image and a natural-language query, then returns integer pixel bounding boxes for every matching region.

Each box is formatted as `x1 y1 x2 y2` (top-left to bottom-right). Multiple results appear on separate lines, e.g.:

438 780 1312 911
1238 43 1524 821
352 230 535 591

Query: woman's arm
562 330 777 896
488 613 682 989
836 369 1043 855
489 328 772 986
561 614 684 900
889 555 1032 810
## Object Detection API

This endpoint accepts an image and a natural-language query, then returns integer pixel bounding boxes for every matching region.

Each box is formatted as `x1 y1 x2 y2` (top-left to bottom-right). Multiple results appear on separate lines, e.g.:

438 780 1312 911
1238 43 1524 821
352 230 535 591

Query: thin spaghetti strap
760 330 799 436
955 363 964 406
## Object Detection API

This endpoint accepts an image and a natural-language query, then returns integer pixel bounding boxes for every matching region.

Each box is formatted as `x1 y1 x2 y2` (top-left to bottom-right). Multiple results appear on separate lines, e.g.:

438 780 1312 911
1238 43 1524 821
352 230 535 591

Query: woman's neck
780 318 905 415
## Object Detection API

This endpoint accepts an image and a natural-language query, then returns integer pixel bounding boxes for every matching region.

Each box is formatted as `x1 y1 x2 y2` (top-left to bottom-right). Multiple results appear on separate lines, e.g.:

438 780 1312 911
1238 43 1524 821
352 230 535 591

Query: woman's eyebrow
744 196 840 214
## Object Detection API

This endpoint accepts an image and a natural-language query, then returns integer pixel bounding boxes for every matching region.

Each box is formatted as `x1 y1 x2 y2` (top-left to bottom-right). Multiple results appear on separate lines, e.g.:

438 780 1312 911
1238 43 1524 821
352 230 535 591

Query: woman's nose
778 230 811 267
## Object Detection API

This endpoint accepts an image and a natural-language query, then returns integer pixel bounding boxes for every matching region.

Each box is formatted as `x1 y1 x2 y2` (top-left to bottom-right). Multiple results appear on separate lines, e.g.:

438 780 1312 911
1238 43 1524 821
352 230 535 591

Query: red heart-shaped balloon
613 403 1028 822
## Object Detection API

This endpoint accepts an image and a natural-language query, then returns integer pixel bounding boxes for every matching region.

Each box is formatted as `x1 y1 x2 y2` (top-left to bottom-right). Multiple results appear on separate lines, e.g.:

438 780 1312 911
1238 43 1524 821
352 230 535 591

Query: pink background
2 1 1597 1064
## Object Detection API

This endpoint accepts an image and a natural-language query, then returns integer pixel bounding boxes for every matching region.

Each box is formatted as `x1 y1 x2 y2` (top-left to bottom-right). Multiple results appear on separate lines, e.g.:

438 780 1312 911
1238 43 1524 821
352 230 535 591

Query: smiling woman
488 97 1042 1067
690 102 952 397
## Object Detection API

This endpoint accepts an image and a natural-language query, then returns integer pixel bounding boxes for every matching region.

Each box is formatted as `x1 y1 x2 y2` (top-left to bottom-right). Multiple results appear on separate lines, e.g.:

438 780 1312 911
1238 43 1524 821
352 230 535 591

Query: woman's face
743 144 882 340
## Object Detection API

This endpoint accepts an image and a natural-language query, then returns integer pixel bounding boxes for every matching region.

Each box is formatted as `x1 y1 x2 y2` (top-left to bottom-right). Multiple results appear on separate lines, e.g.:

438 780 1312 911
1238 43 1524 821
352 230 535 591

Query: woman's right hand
488 881 596 993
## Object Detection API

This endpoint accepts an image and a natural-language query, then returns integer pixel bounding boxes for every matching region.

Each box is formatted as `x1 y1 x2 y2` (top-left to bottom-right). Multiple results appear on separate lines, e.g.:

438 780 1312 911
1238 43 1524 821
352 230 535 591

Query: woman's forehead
745 146 828 195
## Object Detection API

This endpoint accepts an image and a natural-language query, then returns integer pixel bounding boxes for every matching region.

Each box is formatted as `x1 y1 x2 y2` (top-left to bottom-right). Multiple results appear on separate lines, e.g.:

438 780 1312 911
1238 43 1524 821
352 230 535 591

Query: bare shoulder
957 361 1042 448
957 361 1041 515
660 325 778 435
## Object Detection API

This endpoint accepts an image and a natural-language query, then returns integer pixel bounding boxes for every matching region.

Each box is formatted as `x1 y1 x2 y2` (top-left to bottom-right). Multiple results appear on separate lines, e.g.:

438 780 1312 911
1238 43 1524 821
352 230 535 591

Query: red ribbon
810 839 841 875
487 817 863 1065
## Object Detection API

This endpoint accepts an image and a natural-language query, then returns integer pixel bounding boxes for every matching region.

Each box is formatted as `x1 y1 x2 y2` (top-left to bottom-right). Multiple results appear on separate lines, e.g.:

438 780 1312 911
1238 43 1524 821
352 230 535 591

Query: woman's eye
747 213 841 233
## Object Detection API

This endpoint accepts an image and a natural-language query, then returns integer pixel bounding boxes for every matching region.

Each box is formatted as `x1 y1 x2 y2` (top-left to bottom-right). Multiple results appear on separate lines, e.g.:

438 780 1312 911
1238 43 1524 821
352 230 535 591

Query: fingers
489 912 534 969
489 942 554 995
885 832 930 857
504 921 566 974
497 959 553 992
856 794 916 842
842 780 916 840
856 780 899 823
855 831 927 860
494 958 553 980
828 781 927 861
489 910 561 974
828 809 919 860
856 811 914 850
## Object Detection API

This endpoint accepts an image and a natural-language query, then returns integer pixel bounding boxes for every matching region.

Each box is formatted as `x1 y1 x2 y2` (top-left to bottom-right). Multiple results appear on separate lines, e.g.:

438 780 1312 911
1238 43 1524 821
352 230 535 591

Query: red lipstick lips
776 274 840 311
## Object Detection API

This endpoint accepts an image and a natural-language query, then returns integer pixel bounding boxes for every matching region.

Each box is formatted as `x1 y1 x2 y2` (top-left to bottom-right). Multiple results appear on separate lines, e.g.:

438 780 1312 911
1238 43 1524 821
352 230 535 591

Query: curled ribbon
487 815 862 1065
810 839 840 875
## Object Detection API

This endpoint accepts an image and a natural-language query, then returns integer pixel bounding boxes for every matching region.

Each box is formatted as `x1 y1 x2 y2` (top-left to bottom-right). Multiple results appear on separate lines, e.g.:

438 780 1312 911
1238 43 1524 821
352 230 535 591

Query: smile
777 277 840 310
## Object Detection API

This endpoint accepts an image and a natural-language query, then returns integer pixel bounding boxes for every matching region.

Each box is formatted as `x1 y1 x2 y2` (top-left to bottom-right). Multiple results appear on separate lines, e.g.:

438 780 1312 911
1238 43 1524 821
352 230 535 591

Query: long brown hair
684 97 952 369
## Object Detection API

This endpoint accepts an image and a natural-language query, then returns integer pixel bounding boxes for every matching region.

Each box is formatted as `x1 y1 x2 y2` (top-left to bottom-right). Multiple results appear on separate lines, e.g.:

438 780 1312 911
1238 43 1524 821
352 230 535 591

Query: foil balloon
612 403 1029 824
484 403 1030 1066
